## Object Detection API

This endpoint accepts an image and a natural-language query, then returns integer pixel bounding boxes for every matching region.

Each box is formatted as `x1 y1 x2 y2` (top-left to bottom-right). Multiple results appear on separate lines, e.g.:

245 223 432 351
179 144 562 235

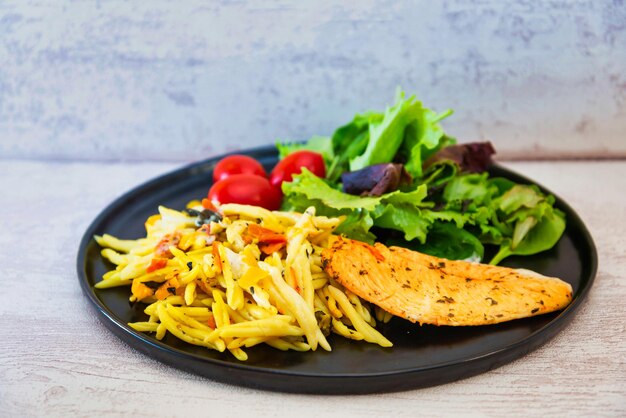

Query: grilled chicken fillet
321 237 573 326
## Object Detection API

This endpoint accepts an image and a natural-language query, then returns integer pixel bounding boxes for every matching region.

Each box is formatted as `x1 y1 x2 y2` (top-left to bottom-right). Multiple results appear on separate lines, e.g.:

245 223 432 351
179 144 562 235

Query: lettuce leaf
373 204 431 242
488 185 566 264
282 169 428 243
347 91 452 178
489 208 566 265
324 113 383 182
400 108 453 178
431 174 566 264
388 222 484 261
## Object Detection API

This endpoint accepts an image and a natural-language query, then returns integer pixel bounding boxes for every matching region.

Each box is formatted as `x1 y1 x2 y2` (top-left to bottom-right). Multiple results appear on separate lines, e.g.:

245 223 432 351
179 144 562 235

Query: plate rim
76 145 598 392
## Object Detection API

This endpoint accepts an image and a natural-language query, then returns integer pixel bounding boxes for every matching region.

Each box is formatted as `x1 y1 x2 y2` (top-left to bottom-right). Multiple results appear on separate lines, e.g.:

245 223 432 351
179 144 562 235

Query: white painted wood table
0 159 624 417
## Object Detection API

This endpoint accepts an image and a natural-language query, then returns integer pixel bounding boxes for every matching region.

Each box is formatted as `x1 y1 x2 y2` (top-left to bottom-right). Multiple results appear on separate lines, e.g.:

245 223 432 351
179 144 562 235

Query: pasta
95 202 392 360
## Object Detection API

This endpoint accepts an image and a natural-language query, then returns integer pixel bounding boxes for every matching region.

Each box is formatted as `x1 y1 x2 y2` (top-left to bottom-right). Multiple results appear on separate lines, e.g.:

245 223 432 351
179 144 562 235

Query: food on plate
213 154 267 182
422 141 496 173
208 174 282 211
94 202 573 360
269 150 326 188
322 236 573 326
209 90 565 265
95 203 393 361
341 163 412 196
207 150 327 211
277 91 566 265
94 90 573 360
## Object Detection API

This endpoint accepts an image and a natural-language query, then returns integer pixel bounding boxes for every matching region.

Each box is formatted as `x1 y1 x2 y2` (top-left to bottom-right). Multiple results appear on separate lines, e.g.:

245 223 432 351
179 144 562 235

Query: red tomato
213 155 267 182
269 151 326 188
208 174 282 210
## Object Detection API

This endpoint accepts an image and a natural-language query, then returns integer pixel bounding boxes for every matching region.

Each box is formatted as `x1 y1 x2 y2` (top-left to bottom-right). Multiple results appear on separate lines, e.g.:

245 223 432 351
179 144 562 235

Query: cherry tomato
213 154 267 183
269 151 326 188
208 174 282 210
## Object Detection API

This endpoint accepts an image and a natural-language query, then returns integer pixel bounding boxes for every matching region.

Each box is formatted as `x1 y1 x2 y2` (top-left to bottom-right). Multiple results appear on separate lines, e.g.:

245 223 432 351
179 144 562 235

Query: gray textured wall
1 0 625 162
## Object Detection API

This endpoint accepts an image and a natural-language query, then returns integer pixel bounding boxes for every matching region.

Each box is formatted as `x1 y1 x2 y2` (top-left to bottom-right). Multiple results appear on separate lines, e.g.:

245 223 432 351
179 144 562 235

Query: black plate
77 145 597 394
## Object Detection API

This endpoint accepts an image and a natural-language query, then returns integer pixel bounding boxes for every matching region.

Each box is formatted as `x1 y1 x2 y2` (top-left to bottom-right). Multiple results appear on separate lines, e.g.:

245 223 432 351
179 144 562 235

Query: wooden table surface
1 159 624 417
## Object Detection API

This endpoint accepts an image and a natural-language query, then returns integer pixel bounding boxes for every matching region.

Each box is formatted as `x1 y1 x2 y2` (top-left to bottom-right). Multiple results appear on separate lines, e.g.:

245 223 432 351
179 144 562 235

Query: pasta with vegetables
95 201 392 360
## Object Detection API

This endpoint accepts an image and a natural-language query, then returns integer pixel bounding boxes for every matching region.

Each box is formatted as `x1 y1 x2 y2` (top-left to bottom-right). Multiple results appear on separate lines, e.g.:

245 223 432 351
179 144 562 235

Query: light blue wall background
1 1 625 162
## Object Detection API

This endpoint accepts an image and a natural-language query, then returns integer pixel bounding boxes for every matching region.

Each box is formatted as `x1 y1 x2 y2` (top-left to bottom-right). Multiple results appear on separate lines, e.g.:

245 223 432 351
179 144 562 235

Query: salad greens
278 91 565 265
282 169 428 243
